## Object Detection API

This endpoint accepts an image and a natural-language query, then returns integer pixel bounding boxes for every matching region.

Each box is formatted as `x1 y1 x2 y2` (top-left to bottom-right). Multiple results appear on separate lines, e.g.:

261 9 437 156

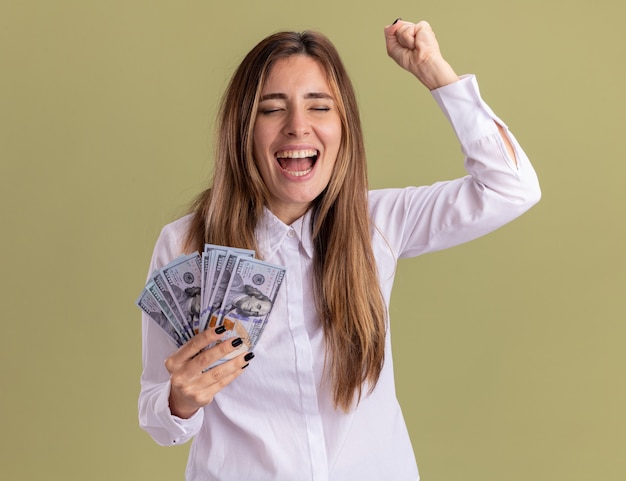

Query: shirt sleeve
138 216 204 446
370 74 541 258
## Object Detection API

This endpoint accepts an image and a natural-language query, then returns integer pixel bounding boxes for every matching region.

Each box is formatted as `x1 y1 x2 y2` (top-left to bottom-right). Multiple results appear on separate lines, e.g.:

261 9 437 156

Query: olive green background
1 1 624 480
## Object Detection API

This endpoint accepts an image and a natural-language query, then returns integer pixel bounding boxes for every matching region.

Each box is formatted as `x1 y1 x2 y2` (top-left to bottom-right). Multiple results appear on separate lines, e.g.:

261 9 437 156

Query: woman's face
253 55 342 225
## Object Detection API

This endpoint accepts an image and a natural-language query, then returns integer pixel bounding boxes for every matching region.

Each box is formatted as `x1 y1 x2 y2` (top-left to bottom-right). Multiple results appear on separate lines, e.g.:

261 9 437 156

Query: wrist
169 390 200 419
413 57 460 90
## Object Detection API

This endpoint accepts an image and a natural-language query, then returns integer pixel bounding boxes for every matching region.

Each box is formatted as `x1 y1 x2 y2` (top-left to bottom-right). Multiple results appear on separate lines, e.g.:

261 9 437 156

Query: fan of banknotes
136 244 286 364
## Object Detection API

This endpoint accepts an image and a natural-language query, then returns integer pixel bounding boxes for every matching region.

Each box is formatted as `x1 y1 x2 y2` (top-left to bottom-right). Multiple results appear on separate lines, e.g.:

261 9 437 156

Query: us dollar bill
138 243 282 354
199 245 228 332
204 249 254 332
161 253 203 335
208 256 286 365
136 284 186 346
150 272 194 341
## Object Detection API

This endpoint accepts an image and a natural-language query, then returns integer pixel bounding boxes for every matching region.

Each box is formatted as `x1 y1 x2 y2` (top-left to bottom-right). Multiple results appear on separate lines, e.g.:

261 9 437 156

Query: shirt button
287 229 296 238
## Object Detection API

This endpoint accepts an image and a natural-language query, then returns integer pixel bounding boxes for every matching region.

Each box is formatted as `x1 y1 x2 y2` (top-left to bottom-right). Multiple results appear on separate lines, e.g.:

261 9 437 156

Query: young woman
139 19 540 480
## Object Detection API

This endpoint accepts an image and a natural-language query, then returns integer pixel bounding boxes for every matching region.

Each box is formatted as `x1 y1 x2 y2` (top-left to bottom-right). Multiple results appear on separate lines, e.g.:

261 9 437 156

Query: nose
283 108 310 137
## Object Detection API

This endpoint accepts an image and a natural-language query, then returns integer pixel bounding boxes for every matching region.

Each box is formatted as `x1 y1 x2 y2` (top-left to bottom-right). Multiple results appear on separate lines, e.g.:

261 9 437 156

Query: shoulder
367 187 413 241
150 214 194 270
368 188 403 208
160 214 194 239
368 187 427 217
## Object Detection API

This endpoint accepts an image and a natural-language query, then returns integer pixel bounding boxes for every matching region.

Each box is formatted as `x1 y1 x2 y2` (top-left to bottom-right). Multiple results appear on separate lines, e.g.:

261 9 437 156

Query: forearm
399 75 541 255
139 315 203 446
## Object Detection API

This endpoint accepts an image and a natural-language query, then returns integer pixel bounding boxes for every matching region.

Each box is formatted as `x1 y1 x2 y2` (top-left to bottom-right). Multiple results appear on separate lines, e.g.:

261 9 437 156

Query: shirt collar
257 207 314 259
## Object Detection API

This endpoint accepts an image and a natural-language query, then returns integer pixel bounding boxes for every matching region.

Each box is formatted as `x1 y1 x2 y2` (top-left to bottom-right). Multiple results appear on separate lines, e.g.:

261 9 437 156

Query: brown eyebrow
259 92 334 101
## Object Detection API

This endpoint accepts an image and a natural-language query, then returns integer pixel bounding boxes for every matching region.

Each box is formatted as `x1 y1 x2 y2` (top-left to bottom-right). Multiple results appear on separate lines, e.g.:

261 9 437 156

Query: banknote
199 245 228 332
151 269 195 340
203 249 254 332
145 279 191 343
136 284 186 346
208 256 286 364
161 253 203 335
201 244 233 309
137 244 285 357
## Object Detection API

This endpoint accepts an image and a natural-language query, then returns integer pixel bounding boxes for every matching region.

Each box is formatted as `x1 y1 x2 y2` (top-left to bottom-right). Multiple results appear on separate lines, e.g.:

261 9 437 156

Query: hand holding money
164 325 254 418
136 244 286 368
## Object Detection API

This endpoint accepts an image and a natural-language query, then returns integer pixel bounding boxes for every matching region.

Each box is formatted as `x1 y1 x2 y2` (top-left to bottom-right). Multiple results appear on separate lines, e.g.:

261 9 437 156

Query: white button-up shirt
139 75 541 481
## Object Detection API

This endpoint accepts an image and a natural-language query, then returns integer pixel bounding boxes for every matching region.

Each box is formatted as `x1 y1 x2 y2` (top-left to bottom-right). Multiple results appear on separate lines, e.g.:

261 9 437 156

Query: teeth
276 149 318 159
275 149 317 177
282 167 313 177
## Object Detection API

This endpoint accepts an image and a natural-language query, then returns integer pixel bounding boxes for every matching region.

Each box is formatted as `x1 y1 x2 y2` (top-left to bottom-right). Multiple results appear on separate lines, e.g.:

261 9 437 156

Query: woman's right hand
165 326 253 419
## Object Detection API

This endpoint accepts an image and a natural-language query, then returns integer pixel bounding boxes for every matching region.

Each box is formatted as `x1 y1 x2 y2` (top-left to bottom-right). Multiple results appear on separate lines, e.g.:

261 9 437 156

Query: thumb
384 18 403 38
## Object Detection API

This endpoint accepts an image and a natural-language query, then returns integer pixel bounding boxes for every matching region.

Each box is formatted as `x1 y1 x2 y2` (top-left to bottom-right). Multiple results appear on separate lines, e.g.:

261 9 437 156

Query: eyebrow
259 92 334 101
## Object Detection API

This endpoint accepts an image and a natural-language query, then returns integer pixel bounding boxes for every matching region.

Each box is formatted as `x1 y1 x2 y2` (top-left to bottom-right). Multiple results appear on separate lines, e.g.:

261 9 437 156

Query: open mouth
275 149 319 177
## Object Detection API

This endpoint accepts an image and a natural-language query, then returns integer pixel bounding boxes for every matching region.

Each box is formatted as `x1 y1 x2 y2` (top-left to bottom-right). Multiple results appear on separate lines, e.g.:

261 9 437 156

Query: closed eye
259 107 283 114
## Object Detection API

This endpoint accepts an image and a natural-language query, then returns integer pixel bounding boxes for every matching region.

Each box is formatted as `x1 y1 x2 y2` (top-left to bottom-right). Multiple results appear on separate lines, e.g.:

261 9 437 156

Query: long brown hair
184 31 386 410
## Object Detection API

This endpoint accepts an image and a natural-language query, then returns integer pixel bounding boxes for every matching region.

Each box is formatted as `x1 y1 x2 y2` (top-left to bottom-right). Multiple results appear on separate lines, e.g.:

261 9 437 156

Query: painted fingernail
215 325 226 334
242 363 250 369
231 337 243 347
244 352 255 362
393 17 401 25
